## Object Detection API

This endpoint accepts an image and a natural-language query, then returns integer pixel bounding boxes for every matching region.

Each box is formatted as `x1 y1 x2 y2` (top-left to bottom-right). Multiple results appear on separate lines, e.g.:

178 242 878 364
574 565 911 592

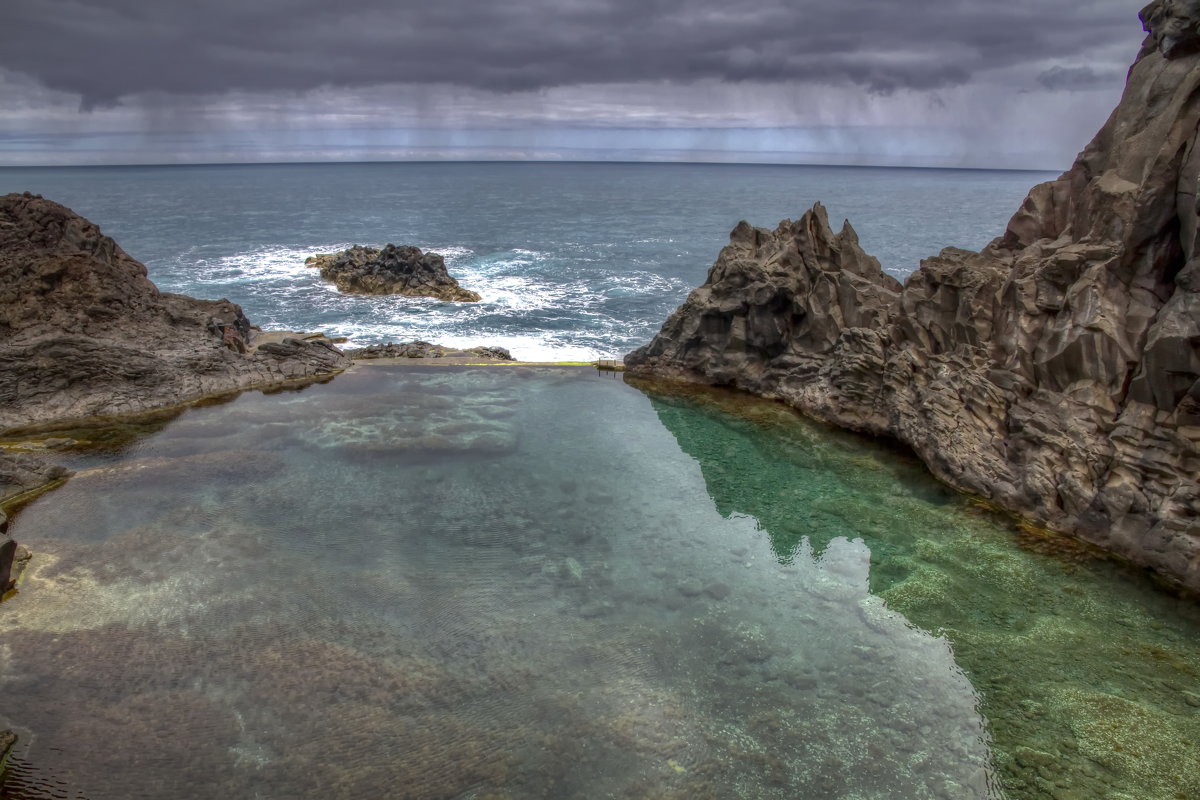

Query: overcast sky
0 0 1147 169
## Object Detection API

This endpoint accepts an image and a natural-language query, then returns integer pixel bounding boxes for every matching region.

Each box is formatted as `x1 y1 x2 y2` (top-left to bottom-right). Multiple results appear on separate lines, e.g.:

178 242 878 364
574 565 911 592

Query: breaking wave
162 243 691 362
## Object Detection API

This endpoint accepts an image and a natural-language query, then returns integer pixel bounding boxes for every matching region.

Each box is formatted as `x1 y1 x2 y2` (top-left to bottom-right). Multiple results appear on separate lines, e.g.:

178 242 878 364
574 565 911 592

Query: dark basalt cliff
0 193 350 435
305 244 481 302
627 1 1200 593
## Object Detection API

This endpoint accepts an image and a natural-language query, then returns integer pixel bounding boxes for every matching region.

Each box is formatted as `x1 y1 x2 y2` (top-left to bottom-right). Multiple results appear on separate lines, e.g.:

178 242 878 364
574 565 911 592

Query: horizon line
0 158 1060 174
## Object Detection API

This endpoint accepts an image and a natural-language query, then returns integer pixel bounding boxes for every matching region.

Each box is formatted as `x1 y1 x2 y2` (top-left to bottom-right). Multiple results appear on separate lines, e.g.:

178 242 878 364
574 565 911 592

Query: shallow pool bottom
1 366 1196 799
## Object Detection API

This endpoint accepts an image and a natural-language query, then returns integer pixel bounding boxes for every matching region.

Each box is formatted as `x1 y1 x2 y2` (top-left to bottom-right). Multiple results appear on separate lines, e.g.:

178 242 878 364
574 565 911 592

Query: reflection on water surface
1 367 1196 799
636 379 1200 800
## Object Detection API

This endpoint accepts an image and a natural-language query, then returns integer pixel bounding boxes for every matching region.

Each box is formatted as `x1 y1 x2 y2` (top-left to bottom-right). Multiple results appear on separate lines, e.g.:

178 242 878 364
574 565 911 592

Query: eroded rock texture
628 3 1200 593
306 244 481 301
0 193 350 434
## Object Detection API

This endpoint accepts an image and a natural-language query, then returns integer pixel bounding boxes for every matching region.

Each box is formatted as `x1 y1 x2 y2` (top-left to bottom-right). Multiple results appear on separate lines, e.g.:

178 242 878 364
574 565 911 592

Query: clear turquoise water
0 162 1049 360
636 380 1200 800
2 369 1197 800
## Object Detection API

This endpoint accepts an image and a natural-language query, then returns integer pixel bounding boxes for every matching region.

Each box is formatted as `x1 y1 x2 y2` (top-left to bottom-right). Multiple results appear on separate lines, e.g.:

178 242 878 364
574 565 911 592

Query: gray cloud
1036 64 1128 91
2 0 1143 108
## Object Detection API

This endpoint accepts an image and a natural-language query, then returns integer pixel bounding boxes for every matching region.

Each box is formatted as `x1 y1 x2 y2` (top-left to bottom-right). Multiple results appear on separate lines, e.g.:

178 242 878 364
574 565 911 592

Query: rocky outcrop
627 2 1200 593
347 341 515 361
0 193 350 434
0 451 71 505
306 245 481 302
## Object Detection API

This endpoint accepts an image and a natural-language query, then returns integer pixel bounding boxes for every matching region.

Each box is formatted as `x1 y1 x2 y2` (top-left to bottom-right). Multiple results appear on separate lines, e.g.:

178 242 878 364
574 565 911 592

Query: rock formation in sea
626 1 1200 593
306 244 482 301
0 193 351 436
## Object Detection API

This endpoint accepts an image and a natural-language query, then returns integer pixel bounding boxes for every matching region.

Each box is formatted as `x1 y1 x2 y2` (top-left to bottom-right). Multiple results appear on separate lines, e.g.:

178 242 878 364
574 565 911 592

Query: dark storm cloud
2 0 1140 108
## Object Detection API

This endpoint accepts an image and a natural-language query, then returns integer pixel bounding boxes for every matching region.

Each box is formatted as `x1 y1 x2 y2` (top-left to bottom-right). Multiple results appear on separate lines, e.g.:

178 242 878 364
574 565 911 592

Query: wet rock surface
0 451 70 505
346 341 515 361
627 3 1200 594
0 193 350 435
305 244 481 301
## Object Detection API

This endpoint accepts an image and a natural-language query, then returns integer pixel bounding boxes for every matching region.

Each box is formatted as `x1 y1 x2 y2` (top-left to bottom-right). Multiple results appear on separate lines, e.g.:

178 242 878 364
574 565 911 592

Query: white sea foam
419 244 475 263
170 243 685 362
336 321 624 363
194 243 479 287
192 245 357 285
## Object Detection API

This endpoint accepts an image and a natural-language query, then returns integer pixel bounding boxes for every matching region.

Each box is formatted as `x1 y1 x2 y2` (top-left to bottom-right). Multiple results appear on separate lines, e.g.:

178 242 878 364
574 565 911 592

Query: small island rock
306 245 481 302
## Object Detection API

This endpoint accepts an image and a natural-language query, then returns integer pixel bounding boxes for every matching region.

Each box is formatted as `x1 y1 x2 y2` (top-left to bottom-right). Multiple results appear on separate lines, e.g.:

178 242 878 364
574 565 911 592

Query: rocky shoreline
0 197 361 756
627 0 1200 594
0 188 525 782
0 192 520 501
0 193 352 437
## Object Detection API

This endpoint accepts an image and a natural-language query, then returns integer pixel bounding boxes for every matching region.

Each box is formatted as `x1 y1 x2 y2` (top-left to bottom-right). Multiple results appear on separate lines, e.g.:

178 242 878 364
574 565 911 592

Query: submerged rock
0 536 15 593
0 454 46 603
627 2 1200 594
0 193 350 435
0 729 14 777
0 451 71 504
306 244 481 302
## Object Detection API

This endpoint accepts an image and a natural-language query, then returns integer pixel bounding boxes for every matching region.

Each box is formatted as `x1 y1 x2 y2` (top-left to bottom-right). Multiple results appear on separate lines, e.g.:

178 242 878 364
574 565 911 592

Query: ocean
4 162 1200 800
0 162 1050 360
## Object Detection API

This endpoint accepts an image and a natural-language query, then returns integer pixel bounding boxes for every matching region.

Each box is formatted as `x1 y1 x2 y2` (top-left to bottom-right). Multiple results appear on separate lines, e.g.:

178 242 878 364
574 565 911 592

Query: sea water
1 368 1198 800
0 162 1046 361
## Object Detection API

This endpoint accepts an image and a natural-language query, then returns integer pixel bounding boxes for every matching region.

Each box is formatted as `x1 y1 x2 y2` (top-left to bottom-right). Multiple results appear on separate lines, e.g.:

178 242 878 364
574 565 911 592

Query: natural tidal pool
1 367 1197 800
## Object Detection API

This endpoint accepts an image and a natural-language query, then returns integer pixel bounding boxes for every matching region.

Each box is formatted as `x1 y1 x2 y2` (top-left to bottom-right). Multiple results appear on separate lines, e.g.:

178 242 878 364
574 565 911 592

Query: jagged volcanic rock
0 193 350 435
627 1 1200 593
306 244 481 302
